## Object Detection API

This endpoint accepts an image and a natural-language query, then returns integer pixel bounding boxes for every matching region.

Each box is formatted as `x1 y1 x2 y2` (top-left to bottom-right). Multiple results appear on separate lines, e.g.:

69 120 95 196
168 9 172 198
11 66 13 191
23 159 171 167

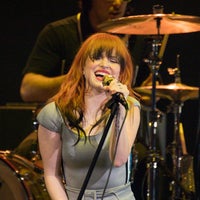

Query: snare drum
0 150 50 200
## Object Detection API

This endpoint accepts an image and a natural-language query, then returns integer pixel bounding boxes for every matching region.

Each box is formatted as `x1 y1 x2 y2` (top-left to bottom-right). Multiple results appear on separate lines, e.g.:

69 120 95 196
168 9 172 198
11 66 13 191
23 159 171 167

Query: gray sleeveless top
37 97 140 199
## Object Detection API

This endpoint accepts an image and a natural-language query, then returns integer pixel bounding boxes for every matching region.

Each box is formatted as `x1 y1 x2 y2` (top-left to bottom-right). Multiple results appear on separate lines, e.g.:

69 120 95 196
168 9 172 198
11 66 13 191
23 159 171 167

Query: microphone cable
101 107 128 199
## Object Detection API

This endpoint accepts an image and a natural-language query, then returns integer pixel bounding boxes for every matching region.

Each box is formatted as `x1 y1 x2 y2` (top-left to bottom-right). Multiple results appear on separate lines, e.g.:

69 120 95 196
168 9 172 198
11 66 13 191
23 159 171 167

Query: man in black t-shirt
20 0 147 103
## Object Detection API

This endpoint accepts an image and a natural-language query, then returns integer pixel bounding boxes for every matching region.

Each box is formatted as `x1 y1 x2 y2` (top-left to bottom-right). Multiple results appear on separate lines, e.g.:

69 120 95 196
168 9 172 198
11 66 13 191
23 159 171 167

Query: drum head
0 159 28 199
0 151 50 200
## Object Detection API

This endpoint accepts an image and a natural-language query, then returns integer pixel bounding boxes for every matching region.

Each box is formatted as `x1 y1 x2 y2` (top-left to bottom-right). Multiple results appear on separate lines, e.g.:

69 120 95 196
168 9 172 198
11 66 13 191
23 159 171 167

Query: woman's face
83 51 121 93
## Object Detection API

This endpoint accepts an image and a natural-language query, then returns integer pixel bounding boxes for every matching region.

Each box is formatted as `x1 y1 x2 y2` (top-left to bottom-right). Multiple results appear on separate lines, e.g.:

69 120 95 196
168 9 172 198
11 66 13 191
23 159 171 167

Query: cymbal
98 14 200 35
134 83 199 102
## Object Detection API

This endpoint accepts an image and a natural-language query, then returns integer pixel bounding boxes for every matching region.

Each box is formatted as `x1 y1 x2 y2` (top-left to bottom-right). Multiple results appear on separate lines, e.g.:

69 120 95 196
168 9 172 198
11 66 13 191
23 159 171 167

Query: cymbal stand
168 105 194 200
144 5 164 200
170 100 186 200
167 56 194 199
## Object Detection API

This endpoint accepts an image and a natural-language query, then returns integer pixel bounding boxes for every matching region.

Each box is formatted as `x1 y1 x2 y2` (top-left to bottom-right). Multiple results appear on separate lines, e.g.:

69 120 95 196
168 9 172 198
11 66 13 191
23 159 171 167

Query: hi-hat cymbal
134 83 199 102
98 14 200 35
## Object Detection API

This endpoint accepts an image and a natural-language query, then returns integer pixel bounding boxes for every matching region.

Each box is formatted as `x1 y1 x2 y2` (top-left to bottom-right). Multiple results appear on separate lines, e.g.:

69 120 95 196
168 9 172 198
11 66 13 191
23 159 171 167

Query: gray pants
65 183 135 200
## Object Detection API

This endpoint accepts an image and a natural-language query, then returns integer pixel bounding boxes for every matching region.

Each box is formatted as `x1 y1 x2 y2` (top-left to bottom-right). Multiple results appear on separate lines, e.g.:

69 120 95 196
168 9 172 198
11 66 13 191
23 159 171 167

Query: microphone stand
77 94 122 200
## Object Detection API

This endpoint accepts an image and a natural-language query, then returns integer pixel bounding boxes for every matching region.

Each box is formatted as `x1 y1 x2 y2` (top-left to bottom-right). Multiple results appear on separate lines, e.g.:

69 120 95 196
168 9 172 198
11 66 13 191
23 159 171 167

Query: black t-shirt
23 13 92 77
22 12 148 85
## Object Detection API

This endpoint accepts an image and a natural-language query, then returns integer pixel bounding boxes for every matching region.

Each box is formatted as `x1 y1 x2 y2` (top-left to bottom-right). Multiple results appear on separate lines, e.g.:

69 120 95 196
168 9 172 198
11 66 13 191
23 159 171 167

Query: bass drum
0 150 50 200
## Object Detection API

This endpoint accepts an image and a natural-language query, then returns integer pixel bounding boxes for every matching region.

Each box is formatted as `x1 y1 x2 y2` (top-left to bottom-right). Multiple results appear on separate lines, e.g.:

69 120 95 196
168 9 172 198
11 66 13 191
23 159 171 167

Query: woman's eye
109 57 119 63
96 56 102 60
91 55 101 61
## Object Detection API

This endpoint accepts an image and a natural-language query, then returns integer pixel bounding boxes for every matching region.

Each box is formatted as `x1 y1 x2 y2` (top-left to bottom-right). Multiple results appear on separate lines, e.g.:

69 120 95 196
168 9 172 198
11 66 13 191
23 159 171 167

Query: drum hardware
135 55 198 199
13 104 42 161
143 52 163 199
134 83 199 103
108 5 169 199
165 59 196 200
131 5 169 200
0 150 50 199
167 101 195 200
0 104 47 199
134 51 199 103
98 10 200 35
175 123 195 194
134 53 199 103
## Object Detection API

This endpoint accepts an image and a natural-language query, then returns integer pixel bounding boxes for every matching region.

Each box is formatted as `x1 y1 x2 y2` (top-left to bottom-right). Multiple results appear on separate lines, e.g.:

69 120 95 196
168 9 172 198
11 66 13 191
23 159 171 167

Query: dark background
0 0 199 155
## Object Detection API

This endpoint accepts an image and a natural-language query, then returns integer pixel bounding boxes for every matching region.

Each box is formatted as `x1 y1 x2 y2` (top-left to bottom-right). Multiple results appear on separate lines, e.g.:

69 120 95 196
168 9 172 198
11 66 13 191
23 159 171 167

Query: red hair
50 33 135 135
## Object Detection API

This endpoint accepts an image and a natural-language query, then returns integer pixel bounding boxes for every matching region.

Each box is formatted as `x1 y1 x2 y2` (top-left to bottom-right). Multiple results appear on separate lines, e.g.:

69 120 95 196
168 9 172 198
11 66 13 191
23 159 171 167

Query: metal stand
145 38 163 200
166 100 195 200
170 101 184 199
167 56 195 199
144 5 164 200
77 93 123 200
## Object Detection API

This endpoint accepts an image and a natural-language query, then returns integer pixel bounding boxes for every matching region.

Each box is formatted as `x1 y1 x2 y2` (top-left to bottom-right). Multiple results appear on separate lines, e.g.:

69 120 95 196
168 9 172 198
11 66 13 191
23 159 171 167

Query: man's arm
20 73 66 102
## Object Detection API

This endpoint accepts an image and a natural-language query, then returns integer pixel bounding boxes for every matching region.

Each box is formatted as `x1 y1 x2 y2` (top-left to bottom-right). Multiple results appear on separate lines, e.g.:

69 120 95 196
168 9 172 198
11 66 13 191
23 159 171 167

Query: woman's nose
99 58 111 68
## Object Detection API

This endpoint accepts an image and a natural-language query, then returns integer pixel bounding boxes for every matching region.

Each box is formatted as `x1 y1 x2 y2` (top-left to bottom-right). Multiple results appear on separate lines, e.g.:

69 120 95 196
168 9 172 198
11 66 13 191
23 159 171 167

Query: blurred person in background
20 0 146 103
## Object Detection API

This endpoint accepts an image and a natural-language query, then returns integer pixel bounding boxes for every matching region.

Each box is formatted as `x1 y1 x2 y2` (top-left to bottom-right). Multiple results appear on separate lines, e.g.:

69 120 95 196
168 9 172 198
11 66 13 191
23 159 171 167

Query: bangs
78 33 130 71
87 36 126 68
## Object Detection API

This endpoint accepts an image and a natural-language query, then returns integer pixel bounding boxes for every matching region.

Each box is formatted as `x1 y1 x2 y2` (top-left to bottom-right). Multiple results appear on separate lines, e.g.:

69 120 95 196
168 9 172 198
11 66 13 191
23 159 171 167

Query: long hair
50 33 135 140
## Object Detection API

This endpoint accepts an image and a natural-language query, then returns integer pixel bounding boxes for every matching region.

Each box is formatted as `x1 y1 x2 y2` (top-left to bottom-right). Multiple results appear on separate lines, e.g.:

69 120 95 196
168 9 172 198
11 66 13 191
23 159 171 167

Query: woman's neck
82 93 106 135
85 92 106 112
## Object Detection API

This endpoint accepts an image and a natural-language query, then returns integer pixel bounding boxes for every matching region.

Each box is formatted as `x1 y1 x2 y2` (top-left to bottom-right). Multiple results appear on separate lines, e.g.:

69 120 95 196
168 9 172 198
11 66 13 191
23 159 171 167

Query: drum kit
0 5 200 200
101 5 200 200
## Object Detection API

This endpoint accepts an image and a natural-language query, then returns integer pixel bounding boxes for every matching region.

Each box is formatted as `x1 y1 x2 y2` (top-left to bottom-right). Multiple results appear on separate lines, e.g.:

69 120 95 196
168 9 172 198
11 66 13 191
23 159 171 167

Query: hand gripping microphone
102 75 128 110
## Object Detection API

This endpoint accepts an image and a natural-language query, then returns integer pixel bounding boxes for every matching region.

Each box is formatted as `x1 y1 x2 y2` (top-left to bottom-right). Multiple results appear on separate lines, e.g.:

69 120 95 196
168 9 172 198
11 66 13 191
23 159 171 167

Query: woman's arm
104 79 140 166
38 125 68 200
110 102 140 167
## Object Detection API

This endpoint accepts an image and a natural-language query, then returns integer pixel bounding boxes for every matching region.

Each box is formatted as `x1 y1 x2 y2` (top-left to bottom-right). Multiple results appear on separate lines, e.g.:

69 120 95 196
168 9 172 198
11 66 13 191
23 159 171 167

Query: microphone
102 75 114 86
102 75 128 110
